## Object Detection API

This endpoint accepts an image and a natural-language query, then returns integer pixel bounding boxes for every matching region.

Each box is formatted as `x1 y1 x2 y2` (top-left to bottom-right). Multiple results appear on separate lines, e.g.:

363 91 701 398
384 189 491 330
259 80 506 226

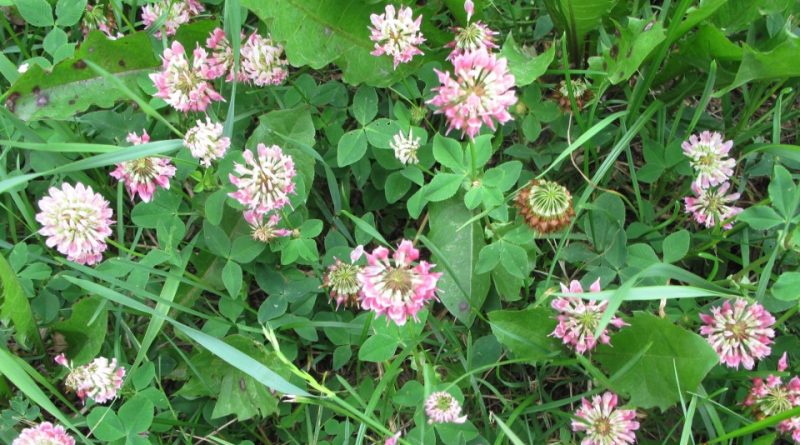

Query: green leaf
87 408 126 441
14 0 54 26
6 31 160 121
603 18 666 84
358 334 400 362
543 0 618 43
337 129 368 167
385 171 411 203
738 206 783 230
240 0 425 86
0 254 42 351
230 236 266 264
222 260 243 298
55 0 87 26
768 164 799 220
43 28 68 57
51 297 107 364
119 394 154 434
729 36 800 90
424 173 464 202
772 272 800 301
488 307 560 361
203 220 231 257
432 133 465 172
130 191 182 229
593 312 718 410
428 198 490 325
352 86 378 126
500 33 555 86
662 230 690 263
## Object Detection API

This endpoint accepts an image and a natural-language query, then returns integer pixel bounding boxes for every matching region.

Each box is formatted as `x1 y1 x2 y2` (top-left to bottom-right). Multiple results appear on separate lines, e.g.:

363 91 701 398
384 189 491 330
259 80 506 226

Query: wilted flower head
250 213 291 243
111 130 176 202
424 391 467 424
323 257 363 309
82 3 121 39
184 117 230 167
368 4 425 69
150 41 223 113
515 179 575 234
684 182 742 230
572 392 639 445
682 131 736 189
240 33 288 86
447 21 498 60
553 78 592 112
428 48 516 139
141 0 204 37
56 354 125 404
228 143 296 224
551 279 626 354
384 432 402 445
12 422 75 445
36 183 113 266
744 354 800 439
358 240 442 326
699 299 775 370
390 129 420 165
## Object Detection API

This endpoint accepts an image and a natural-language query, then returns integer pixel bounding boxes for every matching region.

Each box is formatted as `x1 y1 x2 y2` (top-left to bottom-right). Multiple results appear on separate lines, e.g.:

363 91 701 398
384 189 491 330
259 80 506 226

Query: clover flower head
744 354 800 440
572 392 639 445
228 143 296 224
682 131 736 188
368 4 425 69
36 183 114 266
515 179 575 234
357 240 442 326
551 279 626 354
699 299 775 370
447 21 498 60
250 213 291 243
424 391 467 424
141 0 203 37
240 33 288 86
684 182 743 230
111 130 176 202
428 48 516 139
149 41 224 113
56 354 125 404
184 117 230 167
12 422 75 445
390 129 421 165
323 257 363 309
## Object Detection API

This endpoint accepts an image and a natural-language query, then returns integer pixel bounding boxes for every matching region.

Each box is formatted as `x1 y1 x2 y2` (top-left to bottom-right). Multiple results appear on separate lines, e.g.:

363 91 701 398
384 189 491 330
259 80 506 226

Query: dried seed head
515 179 574 234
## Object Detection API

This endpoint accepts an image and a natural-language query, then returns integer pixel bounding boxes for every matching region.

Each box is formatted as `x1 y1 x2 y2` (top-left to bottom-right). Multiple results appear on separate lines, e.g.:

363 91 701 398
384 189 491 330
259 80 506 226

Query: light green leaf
500 33 555 86
14 0 54 26
488 307 560 361
352 86 378 126
729 36 800 90
337 129 368 167
432 133 465 172
542 0 618 43
55 0 87 26
52 297 107 364
738 206 783 230
662 230 690 263
424 173 464 202
604 18 666 84
222 260 243 298
772 272 800 301
768 164 799 220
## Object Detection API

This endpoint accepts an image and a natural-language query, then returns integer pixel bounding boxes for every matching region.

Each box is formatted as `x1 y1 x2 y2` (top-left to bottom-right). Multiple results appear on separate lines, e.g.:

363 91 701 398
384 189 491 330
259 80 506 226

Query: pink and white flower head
464 0 475 21
141 0 204 38
682 131 736 189
384 432 402 445
428 48 517 140
250 213 291 243
551 279 626 354
699 299 775 370
228 143 296 224
150 41 223 113
323 257 362 309
12 422 75 445
424 391 467 424
183 117 230 167
240 33 288 86
82 3 122 39
357 240 442 326
111 130 176 202
744 354 800 439
446 21 498 61
55 354 125 404
572 392 639 445
205 28 247 82
684 182 743 230
390 129 421 165
36 183 113 266
368 4 426 69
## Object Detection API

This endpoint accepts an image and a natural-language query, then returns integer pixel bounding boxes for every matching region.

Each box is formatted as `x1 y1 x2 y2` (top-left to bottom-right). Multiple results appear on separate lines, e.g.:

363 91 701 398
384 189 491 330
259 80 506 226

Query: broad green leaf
594 312 718 410
0 254 42 351
432 134 465 172
14 0 54 27
500 33 555 86
738 206 783 230
337 129 368 167
55 0 87 26
428 198 490 325
768 164 799 220
488 307 560 361
542 0 618 46
424 173 464 202
118 394 154 434
352 86 378 126
662 230 690 263
87 407 126 441
239 0 425 86
51 297 108 364
5 31 159 120
203 220 231 257
603 18 666 85
222 260 243 298
358 334 400 362
729 36 800 90
772 272 800 301
131 191 182 229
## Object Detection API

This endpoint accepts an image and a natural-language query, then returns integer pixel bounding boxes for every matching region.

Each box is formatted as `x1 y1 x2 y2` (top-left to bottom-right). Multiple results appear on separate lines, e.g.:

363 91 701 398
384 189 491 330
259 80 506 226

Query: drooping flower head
111 130 176 202
684 182 742 230
141 0 204 37
55 354 125 404
699 299 775 370
447 21 498 61
150 41 223 113
390 129 421 165
553 78 593 112
744 354 800 440
82 3 121 39
515 179 575 234
428 48 517 139
357 240 442 326
424 391 467 424
183 117 230 167
464 0 475 21
240 33 288 86
682 131 736 189
250 213 291 243
228 143 296 224
572 392 640 445
368 4 426 69
551 279 626 354
12 422 75 445
36 183 114 266
323 256 363 309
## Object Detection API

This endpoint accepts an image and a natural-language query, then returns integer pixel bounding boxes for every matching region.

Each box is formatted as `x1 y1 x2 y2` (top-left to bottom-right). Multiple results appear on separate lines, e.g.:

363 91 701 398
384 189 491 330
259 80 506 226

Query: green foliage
51 297 108 365
488 306 560 361
0 254 41 352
